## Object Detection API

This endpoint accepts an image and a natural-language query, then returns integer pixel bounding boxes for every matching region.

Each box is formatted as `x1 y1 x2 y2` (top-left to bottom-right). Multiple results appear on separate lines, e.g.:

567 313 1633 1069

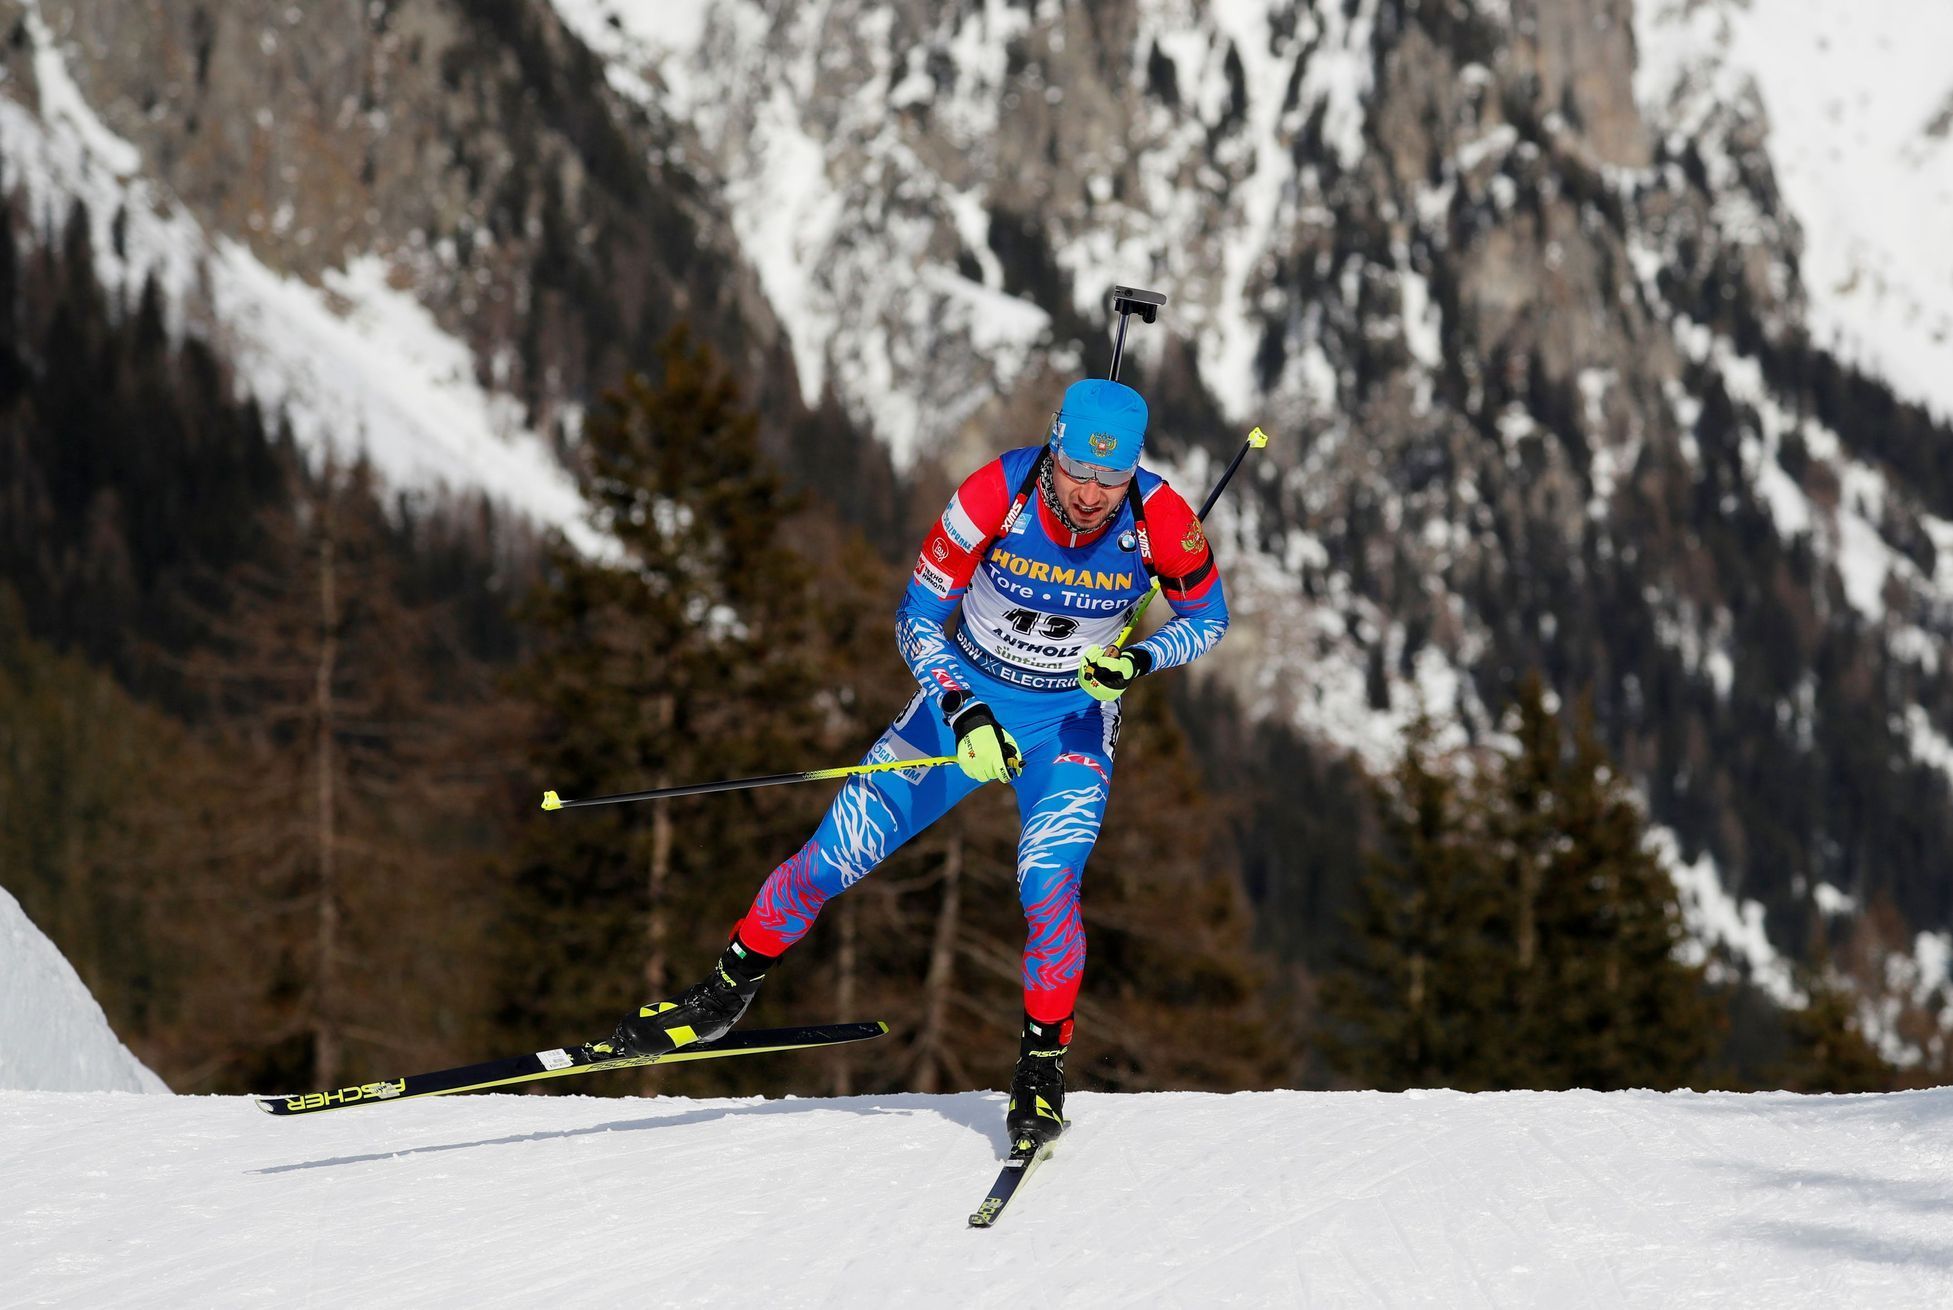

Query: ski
254 1021 889 1117
968 1128 1063 1228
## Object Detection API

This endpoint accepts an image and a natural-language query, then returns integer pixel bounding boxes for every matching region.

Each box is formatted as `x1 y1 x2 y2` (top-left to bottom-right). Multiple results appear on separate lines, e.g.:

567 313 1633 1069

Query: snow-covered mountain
0 885 165 1094
0 0 593 545
542 0 1953 753
1636 0 1953 425
542 0 1953 1037
8 0 1953 1042
5 1080 1953 1303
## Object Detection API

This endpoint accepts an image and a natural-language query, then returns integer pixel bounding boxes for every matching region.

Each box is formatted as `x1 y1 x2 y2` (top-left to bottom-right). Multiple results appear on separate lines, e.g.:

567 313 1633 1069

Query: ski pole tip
1248 425 1269 448
541 790 562 811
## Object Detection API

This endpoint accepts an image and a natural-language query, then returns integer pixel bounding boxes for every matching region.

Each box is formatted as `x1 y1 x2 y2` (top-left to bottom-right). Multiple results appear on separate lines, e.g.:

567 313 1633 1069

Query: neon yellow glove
1078 644 1153 701
946 697 1022 784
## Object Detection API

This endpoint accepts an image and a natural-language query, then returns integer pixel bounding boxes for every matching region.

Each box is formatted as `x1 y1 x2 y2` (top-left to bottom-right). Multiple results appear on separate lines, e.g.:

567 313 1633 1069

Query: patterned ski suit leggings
733 669 1120 1023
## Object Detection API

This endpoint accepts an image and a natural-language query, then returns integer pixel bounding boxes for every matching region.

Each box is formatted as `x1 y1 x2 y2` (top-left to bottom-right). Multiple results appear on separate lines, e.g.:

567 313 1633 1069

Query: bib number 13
1001 608 1079 641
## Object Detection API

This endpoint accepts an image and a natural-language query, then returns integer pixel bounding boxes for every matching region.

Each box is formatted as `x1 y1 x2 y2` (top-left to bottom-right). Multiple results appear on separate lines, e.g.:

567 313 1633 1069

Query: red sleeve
1139 482 1220 603
910 458 1011 599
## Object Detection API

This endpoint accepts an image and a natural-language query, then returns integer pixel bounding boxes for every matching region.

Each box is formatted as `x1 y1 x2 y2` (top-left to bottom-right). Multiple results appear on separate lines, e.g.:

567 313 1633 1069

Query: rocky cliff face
4 0 841 483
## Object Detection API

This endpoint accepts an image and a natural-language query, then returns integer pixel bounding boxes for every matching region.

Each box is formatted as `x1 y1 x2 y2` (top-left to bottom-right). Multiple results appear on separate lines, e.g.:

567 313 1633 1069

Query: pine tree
0 193 529 1093
1485 676 1717 1090
1322 679 1719 1092
505 329 832 1066
1317 713 1507 1090
158 457 495 1091
1777 966 1898 1093
1549 694 1715 1087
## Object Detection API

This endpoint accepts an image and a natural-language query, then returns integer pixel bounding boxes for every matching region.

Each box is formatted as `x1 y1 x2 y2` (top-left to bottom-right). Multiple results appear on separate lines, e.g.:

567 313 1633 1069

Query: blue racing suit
733 445 1228 1022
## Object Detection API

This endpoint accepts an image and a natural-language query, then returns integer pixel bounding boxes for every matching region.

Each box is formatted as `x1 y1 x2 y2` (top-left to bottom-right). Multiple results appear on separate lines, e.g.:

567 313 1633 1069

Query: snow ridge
0 886 165 1094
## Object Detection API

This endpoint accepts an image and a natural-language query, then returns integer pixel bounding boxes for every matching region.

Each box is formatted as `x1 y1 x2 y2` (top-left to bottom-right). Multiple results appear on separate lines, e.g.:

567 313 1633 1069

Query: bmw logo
1118 531 1138 552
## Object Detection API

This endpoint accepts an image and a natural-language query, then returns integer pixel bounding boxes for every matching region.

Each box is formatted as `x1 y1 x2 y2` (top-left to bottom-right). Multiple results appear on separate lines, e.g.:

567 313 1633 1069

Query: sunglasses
1051 447 1135 486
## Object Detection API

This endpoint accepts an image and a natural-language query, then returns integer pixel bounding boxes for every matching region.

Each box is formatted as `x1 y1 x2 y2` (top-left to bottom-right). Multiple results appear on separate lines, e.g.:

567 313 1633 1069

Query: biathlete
598 377 1230 1143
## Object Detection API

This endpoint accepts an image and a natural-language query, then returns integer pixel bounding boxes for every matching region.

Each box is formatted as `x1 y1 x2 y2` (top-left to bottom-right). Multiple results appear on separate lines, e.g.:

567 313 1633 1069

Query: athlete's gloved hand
1077 644 1153 701
945 696 1023 784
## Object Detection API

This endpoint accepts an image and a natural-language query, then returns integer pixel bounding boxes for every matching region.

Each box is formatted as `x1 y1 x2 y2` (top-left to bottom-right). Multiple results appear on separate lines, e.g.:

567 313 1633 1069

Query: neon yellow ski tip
541 790 563 811
1248 425 1269 448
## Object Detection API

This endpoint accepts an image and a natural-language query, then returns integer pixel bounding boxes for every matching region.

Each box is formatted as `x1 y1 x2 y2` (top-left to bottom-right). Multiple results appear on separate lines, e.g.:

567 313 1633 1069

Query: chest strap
1126 486 1162 585
997 450 1045 541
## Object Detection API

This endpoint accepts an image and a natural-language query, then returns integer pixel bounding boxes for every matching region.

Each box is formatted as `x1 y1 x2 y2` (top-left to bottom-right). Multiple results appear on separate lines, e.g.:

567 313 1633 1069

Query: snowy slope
5 1082 1953 1306
1629 0 1953 1026
0 1 595 549
0 887 165 1095
549 0 1381 468
1635 0 1953 422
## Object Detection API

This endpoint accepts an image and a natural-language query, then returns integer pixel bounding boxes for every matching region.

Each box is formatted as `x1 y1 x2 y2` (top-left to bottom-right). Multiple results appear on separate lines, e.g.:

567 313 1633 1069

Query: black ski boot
1005 1014 1071 1146
597 938 776 1058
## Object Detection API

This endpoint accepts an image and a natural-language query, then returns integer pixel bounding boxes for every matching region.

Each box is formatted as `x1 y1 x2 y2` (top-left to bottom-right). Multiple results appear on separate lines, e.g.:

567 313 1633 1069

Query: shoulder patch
913 559 954 597
942 491 985 552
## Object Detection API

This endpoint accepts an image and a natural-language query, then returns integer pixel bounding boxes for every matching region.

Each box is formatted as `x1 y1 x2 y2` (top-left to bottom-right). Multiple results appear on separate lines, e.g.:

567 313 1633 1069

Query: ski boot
1005 1014 1071 1147
595 938 776 1058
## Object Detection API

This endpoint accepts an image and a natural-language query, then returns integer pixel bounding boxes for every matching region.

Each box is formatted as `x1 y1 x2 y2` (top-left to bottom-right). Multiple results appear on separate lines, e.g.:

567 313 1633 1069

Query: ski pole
541 755 958 812
1112 425 1270 650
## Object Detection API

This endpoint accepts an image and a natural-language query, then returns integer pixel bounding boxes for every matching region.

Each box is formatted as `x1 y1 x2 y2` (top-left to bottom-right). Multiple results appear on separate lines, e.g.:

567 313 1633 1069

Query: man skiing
599 377 1229 1145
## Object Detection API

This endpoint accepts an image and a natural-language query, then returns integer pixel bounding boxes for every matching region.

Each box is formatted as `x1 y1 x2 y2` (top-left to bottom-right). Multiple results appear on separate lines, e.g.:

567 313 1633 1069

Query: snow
1652 827 1799 1006
1812 883 1857 917
1635 0 1953 423
716 79 842 407
1904 705 1953 794
1201 471 1486 775
211 251 596 551
1915 932 1953 1009
1195 0 1369 420
17 4 138 178
1397 263 1442 413
1859 930 1953 1070
8 1082 1953 1303
0 886 166 1095
1672 318 1941 631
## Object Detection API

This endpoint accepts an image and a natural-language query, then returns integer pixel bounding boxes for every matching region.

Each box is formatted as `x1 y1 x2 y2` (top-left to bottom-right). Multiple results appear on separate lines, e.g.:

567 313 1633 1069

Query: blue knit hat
1048 379 1147 476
